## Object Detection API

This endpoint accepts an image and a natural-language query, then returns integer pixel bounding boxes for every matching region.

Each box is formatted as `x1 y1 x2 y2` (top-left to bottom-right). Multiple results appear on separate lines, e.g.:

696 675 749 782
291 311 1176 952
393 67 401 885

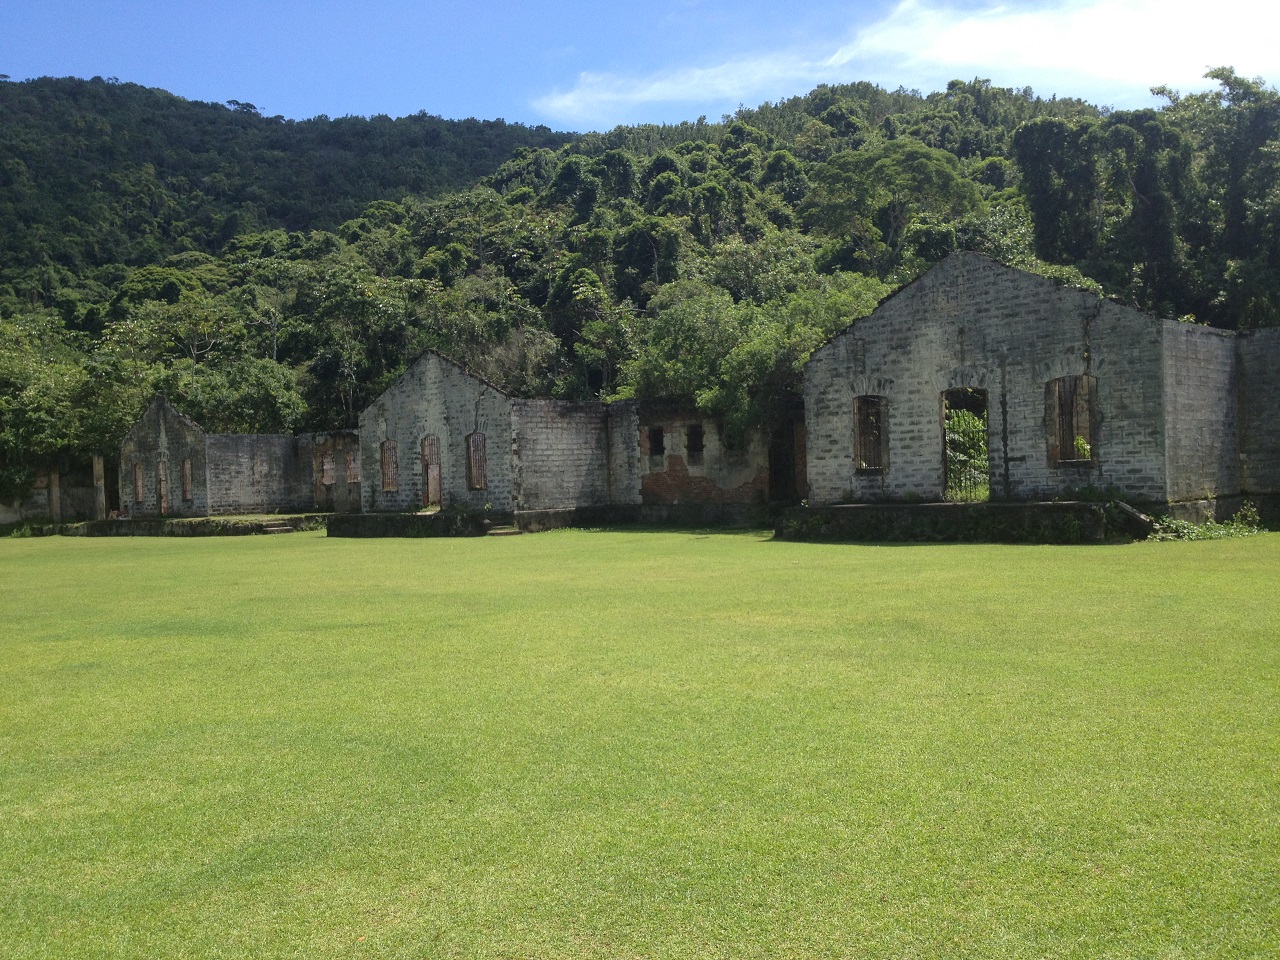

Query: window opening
686 424 704 466
648 426 665 457
467 432 487 489
346 452 359 483
156 460 169 515
942 388 989 501
320 453 336 486
422 435 442 507
854 396 888 472
134 463 144 503
380 439 398 492
1048 375 1095 465
181 458 193 501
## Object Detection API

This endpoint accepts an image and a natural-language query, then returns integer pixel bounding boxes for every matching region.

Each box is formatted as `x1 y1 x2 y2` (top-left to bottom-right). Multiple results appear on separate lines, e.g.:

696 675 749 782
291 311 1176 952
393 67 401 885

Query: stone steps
261 523 295 534
486 525 521 537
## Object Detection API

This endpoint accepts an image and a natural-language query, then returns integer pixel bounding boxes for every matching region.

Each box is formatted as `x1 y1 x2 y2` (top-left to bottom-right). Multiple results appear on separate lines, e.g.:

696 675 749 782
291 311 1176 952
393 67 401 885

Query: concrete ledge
514 503 777 532
515 506 627 532
29 515 329 537
326 511 490 538
774 501 1114 544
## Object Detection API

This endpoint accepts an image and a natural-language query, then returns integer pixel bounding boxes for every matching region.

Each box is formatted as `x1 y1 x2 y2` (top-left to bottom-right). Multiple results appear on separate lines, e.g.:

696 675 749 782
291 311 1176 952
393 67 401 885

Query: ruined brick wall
1238 328 1280 495
1 462 100 524
606 401 643 505
1162 323 1240 502
205 434 315 515
310 431 362 513
805 253 1169 504
638 408 769 505
118 397 209 517
358 351 513 513
511 400 614 510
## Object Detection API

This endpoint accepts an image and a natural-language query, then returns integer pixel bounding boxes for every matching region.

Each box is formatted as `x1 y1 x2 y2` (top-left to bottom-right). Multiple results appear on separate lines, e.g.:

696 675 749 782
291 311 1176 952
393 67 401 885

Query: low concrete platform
23 514 329 537
326 511 491 538
773 501 1130 544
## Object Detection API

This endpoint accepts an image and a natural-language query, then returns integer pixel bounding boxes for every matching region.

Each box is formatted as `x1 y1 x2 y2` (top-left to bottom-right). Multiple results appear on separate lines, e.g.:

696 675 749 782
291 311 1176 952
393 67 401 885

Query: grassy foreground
1 530 1277 959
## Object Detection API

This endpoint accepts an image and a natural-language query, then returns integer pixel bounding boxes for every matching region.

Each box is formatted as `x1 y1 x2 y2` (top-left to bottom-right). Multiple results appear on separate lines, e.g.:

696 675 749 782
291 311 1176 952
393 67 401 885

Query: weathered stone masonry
358 352 646 515
511 399 642 511
804 253 1279 513
119 396 360 517
118 397 209 518
118 260 1276 526
638 405 774 505
1238 329 1280 499
359 352 514 513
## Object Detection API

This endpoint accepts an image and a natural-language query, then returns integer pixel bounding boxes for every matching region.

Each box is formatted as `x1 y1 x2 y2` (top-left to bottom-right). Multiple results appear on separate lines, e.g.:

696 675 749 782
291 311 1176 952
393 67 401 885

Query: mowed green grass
1 530 1277 959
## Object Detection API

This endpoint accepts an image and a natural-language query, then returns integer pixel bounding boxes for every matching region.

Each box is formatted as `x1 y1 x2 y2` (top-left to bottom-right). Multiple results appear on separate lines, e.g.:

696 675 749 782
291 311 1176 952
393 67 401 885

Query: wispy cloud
532 0 1279 128
533 52 834 127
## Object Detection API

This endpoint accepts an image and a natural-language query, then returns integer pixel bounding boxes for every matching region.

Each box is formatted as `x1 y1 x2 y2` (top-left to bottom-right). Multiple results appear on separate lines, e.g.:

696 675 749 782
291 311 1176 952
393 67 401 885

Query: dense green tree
3 68 1278 507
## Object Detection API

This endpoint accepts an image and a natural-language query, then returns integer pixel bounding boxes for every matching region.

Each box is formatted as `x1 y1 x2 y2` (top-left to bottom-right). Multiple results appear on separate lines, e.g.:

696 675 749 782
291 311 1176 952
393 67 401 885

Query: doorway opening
768 418 799 503
942 388 990 502
422 435 442 510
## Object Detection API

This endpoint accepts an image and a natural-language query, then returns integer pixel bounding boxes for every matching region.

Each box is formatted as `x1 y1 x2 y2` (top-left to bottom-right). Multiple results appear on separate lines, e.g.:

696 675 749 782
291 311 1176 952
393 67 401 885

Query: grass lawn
1 529 1277 958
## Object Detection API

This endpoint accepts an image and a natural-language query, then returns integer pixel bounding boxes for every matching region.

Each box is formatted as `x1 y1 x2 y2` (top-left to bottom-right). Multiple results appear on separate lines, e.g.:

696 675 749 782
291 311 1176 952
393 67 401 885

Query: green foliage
943 407 989 502
0 76 573 284
1149 501 1263 540
2 68 1277 496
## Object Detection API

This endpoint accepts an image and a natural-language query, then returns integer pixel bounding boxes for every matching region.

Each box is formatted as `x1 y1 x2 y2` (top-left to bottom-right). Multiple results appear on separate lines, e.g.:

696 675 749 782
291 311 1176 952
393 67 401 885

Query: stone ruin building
117 396 360 518
111 253 1278 527
113 353 805 523
804 253 1280 519
358 350 804 522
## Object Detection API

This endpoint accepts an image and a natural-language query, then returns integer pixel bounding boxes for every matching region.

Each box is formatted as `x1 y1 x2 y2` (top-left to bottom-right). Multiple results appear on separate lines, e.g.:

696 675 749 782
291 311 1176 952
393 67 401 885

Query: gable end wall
359 353 514 512
117 399 209 517
805 254 1169 504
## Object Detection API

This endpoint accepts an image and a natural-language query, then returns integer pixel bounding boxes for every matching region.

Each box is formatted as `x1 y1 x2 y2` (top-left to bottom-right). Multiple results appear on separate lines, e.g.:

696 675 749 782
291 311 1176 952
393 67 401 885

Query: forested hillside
0 77 573 285
1 69 1277 503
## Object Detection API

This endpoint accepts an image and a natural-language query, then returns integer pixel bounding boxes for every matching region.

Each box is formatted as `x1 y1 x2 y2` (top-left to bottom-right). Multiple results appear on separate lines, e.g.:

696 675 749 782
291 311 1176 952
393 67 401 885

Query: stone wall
805 254 1169 505
359 351 514 512
205 434 315 515
118 396 209 518
638 406 770 505
0 461 100 524
1238 328 1280 496
606 401 643 506
511 399 613 510
1162 323 1240 502
310 431 362 513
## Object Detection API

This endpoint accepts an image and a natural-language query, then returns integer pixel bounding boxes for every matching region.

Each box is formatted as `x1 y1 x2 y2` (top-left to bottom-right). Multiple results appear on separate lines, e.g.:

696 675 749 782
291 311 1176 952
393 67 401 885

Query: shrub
1149 501 1262 541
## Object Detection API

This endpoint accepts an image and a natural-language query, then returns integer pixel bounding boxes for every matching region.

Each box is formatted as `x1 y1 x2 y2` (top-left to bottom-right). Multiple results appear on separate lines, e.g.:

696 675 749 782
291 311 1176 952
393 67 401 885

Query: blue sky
2 0 1276 131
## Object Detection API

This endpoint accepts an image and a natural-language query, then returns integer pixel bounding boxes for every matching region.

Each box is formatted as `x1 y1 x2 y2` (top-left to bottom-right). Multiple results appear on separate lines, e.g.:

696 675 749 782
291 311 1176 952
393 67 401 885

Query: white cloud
838 0 1279 102
532 0 1279 128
